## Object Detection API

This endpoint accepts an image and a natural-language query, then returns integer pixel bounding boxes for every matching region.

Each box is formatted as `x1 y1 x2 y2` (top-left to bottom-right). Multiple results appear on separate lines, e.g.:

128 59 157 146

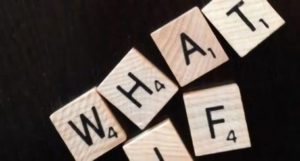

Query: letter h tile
97 48 178 129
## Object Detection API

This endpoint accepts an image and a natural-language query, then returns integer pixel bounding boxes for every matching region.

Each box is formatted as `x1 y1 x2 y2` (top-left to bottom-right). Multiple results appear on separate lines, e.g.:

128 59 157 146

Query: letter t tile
202 0 285 57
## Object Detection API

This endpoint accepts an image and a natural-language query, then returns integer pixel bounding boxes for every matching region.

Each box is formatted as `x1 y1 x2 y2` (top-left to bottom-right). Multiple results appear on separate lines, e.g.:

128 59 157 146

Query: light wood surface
202 0 285 57
49 88 127 161
97 48 178 129
151 7 228 87
183 83 251 156
123 119 193 161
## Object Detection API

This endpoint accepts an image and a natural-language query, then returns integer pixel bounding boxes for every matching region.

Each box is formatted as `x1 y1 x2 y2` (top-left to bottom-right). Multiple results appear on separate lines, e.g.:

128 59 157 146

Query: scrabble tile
151 7 229 87
202 0 285 57
50 88 127 161
123 119 193 161
97 48 178 129
183 83 251 156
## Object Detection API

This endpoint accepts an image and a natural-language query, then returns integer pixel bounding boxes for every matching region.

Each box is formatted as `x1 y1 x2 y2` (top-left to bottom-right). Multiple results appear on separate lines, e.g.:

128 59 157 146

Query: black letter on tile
226 0 256 31
154 80 165 92
68 106 105 146
207 48 216 59
259 18 269 28
181 33 209 65
117 72 153 108
154 147 164 161
206 106 225 139
108 127 118 138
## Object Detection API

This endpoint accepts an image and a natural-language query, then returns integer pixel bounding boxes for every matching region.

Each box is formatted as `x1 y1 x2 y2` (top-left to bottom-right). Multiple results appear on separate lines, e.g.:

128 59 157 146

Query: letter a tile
123 119 193 161
202 0 285 57
49 88 127 161
97 48 178 129
151 7 229 87
183 84 251 156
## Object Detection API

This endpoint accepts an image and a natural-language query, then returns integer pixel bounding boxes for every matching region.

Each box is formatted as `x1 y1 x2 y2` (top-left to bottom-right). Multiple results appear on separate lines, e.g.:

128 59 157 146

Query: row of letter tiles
151 0 284 86
123 119 193 161
48 0 286 158
49 84 251 160
183 83 251 156
50 88 127 161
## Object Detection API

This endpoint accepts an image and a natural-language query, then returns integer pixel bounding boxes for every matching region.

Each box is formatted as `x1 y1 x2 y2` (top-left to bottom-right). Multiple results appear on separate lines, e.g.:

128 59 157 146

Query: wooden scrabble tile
202 0 285 57
97 48 178 129
151 7 229 87
50 88 127 161
183 84 251 156
123 119 193 161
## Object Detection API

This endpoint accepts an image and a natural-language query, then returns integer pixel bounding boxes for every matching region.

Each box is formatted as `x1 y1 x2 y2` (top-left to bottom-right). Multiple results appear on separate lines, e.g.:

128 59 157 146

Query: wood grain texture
202 0 285 57
151 7 229 87
183 83 251 156
49 88 126 161
97 48 178 129
0 0 297 161
123 119 193 161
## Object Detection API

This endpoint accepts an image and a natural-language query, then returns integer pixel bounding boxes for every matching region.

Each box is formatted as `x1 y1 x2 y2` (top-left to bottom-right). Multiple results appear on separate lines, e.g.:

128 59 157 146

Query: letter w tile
68 106 105 146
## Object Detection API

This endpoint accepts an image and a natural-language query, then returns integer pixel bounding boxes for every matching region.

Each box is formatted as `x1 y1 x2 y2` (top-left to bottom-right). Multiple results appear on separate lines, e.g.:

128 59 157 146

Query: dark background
0 0 299 160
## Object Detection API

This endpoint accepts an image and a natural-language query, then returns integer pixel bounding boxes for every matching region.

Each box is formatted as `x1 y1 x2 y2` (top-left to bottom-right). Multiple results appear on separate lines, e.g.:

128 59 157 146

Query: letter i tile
123 119 193 161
